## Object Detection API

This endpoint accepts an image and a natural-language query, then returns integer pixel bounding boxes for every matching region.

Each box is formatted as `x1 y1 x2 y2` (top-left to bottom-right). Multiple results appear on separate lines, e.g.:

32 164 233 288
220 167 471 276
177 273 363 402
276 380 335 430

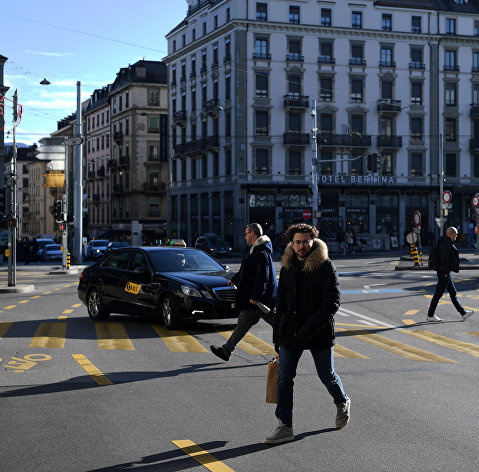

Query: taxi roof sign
168 239 187 247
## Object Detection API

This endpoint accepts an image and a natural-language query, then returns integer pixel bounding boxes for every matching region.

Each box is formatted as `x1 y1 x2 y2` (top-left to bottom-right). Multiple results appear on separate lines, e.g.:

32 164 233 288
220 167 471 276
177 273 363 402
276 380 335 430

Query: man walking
427 226 474 322
210 223 277 361
265 223 350 444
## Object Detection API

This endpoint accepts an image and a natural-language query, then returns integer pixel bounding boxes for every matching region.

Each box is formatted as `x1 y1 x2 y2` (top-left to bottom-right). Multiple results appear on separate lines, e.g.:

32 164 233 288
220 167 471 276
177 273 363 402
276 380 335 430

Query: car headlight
95 249 100 253
181 285 202 297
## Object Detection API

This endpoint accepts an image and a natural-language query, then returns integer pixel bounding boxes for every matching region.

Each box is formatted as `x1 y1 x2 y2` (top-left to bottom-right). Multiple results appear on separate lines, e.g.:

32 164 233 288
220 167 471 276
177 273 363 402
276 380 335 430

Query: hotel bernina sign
319 174 395 185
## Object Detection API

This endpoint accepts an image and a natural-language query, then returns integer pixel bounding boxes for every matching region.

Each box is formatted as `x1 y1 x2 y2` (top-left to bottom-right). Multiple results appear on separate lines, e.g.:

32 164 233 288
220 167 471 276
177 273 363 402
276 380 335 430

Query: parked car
77 246 238 329
43 244 63 262
83 240 109 260
195 233 232 257
36 238 56 261
105 241 130 254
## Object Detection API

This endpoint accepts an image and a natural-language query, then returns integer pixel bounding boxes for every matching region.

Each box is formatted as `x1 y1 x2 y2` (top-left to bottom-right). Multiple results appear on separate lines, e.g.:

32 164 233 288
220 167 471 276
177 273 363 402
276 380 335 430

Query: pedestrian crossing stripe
153 325 208 352
217 329 277 355
29 322 67 348
401 330 479 357
72 354 113 386
405 310 419 315
468 332 479 338
95 323 135 350
334 344 369 359
336 328 457 363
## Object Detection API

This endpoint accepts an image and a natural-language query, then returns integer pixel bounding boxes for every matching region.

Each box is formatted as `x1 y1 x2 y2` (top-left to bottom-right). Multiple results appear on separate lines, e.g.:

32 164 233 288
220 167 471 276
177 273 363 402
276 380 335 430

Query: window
289 5 300 24
351 77 363 102
351 44 364 65
255 72 268 98
474 155 479 177
201 156 207 178
320 113 333 133
191 89 196 112
225 149 232 176
288 112 301 133
446 18 456 35
287 39 302 61
474 84 479 105
213 154 219 176
411 152 422 176
225 111 231 137
320 76 333 101
201 50 207 72
148 115 160 133
381 117 393 136
445 153 457 177
256 2 267 21
226 7 230 21
445 50 457 70
225 75 231 100
351 152 363 175
212 44 218 67
351 114 364 135
382 153 393 176
445 118 457 141
255 110 269 135
288 151 301 175
475 21 479 36
148 89 159 106
202 22 207 36
214 15 218 29
319 41 333 63
411 81 423 105
352 11 362 29
445 82 457 106
412 16 421 33
288 74 301 96
148 142 160 160
192 28 196 41
255 38 269 59
474 52 479 72
381 81 393 100
411 117 423 141
182 34 186 47
320 152 333 175
410 48 423 69
225 38 231 60
172 40 176 53
380 46 393 67
255 149 269 174
382 14 392 31
321 8 331 26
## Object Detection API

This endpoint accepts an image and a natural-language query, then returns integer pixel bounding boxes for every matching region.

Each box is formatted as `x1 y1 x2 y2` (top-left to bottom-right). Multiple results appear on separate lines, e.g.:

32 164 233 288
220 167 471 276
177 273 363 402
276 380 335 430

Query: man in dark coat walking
210 223 277 361
427 226 474 322
265 223 350 444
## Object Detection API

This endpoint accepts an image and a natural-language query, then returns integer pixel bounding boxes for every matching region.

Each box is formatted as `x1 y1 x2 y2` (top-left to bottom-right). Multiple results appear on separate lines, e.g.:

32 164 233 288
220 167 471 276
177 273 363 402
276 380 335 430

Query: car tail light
79 270 86 283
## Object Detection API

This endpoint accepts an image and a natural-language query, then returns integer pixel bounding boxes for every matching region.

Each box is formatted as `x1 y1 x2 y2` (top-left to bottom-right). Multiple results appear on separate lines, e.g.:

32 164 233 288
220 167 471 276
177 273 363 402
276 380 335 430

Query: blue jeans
275 345 349 428
428 272 465 317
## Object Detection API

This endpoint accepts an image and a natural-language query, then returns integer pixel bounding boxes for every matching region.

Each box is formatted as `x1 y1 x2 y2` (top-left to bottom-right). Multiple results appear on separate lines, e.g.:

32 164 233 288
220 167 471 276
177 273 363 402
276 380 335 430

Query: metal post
311 99 318 228
73 81 83 263
439 133 444 232
62 140 68 269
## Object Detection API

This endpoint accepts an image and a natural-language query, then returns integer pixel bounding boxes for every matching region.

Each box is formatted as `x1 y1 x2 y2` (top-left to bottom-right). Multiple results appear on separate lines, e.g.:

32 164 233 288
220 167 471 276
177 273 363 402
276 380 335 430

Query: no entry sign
472 194 479 208
303 209 312 219
413 210 421 227
442 190 452 204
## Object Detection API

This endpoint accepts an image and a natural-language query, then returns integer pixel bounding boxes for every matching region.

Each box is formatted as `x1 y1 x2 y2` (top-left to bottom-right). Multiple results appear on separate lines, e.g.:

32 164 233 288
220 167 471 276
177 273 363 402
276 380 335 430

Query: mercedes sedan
77 246 238 329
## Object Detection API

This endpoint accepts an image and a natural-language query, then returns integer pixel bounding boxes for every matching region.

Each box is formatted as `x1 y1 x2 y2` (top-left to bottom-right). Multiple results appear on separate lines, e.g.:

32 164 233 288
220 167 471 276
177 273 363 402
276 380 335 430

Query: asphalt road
0 255 478 471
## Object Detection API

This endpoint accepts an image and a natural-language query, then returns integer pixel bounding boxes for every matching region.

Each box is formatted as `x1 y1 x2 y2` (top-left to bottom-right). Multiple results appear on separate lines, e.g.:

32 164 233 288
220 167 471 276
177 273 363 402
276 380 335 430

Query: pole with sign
472 194 479 254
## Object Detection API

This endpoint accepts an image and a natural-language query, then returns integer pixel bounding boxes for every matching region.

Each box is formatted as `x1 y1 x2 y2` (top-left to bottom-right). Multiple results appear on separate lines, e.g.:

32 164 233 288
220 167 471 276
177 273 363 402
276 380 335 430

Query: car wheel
87 287 110 321
162 294 182 329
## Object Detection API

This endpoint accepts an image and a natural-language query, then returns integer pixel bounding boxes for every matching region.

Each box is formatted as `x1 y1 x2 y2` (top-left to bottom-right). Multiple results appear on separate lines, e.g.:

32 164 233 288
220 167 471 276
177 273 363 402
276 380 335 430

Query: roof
110 60 167 94
374 0 436 10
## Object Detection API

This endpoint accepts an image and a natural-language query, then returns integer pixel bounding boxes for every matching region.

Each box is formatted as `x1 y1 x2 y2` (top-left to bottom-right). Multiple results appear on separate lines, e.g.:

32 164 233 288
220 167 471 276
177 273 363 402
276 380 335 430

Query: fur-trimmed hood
281 238 329 271
249 234 272 254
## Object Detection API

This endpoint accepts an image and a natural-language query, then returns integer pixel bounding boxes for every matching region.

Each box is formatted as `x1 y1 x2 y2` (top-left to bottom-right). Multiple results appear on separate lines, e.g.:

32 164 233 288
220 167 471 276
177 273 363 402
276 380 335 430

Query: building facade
0 54 9 227
166 0 479 249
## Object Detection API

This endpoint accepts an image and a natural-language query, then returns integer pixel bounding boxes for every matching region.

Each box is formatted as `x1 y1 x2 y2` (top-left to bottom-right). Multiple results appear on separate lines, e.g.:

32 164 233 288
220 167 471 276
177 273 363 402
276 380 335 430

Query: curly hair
285 223 318 242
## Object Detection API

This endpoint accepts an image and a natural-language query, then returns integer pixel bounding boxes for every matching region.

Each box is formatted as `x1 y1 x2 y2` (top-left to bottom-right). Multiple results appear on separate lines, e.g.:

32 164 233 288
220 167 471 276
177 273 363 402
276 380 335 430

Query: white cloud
25 50 76 58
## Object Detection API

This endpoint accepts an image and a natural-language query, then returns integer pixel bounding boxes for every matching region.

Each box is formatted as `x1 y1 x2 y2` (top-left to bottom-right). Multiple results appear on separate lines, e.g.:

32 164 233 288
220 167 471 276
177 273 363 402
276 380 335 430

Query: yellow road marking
72 354 113 386
0 322 13 339
72 303 82 308
402 319 416 325
336 328 456 363
172 440 234 472
334 344 369 359
53 288 61 291
4 305 16 310
405 310 419 315
29 322 67 348
153 325 208 352
58 316 67 320
43 291 52 295
63 309 73 314
63 284 71 287
217 330 276 355
32 295 41 299
18 300 29 304
401 330 479 358
95 323 135 350
468 332 479 337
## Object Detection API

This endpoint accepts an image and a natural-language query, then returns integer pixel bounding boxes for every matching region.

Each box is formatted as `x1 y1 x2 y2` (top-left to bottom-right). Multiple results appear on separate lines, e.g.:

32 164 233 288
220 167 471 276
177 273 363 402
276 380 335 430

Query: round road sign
442 190 452 204
413 210 421 227
406 232 417 244
302 209 312 219
472 194 479 208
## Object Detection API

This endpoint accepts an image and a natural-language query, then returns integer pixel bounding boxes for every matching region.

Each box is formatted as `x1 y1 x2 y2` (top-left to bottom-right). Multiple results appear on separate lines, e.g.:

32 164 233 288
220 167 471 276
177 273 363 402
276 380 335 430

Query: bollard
418 248 424 266
410 244 419 266
67 251 71 269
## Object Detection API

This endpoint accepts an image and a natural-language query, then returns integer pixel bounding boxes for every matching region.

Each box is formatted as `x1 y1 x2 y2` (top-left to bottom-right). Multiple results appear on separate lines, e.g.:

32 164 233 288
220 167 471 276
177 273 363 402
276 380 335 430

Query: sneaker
336 399 351 429
426 315 443 322
210 345 230 361
462 310 475 321
264 420 294 444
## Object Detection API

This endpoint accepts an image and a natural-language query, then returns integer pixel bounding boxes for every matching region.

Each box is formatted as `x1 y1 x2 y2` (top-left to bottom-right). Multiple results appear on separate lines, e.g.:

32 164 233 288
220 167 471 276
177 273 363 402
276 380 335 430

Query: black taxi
78 247 238 329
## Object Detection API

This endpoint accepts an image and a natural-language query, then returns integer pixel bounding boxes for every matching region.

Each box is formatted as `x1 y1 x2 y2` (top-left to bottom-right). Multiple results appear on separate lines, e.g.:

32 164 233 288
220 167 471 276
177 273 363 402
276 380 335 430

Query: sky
1 0 186 146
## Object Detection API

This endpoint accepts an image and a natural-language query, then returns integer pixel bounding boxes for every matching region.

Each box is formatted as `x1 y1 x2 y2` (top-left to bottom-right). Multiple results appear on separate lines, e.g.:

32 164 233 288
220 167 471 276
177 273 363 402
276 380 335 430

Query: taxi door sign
125 282 141 294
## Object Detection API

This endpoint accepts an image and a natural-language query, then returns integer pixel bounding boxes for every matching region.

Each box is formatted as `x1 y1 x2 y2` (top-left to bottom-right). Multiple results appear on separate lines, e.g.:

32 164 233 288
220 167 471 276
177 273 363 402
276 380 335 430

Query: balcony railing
173 110 187 126
204 98 221 114
377 99 402 113
283 94 309 108
315 134 372 147
286 53 304 62
318 56 336 65
283 133 310 146
409 62 425 70
379 61 396 68
349 58 366 66
444 65 460 72
253 52 271 60
376 135 402 148
113 131 123 144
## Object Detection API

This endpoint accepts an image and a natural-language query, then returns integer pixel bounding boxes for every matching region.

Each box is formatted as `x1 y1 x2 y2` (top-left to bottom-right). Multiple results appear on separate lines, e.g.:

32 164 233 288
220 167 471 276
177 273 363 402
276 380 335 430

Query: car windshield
148 249 224 273
216 238 229 246
46 245 61 251
92 240 109 247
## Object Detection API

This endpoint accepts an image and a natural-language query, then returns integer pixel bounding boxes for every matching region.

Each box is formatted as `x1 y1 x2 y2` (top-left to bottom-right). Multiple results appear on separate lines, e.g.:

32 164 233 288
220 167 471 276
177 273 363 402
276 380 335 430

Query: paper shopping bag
266 355 279 403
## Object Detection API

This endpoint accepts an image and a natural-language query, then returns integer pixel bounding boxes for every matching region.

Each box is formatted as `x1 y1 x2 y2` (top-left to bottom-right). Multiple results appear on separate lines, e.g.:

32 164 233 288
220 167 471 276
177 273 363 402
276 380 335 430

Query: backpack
428 241 440 270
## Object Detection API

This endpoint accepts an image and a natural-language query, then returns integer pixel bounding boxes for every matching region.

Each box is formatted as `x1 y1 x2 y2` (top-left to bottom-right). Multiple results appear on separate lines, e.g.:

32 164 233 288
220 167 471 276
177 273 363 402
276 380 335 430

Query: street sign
302 209 312 219
435 217 447 230
472 194 479 208
406 232 417 244
412 227 421 234
65 136 84 146
441 203 452 210
413 210 421 227
442 190 452 204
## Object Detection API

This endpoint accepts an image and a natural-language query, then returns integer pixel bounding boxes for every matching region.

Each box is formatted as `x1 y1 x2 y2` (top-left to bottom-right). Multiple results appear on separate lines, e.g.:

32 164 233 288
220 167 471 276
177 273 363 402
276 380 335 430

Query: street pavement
0 254 478 471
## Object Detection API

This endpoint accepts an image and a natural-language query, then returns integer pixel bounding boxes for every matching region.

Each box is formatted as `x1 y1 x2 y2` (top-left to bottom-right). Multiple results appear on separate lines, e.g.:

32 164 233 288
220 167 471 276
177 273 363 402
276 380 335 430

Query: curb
395 264 479 271
0 284 35 293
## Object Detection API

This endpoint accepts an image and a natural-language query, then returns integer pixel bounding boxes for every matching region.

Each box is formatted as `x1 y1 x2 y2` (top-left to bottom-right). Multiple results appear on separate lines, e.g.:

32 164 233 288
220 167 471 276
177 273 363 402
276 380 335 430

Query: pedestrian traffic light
52 200 63 222
59 222 66 231
7 216 17 228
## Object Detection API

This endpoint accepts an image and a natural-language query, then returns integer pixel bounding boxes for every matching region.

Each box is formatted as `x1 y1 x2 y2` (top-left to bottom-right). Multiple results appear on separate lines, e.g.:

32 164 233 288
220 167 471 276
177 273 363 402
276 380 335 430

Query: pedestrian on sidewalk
427 226 474 322
210 223 277 361
344 228 354 255
265 223 350 445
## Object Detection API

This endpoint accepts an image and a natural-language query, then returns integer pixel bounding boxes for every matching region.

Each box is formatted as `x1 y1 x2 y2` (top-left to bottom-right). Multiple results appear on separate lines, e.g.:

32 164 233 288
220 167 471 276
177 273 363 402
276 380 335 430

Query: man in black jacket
210 223 277 361
265 223 350 444
427 226 474 322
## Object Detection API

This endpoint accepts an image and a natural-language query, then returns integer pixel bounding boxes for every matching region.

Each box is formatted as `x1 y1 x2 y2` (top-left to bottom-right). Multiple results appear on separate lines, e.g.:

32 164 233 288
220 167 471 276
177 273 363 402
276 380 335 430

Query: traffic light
52 200 63 222
7 216 17 228
58 222 66 232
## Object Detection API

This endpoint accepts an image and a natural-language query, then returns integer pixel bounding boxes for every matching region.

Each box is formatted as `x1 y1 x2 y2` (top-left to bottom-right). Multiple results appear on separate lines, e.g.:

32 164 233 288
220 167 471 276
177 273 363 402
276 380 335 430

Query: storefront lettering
319 175 395 185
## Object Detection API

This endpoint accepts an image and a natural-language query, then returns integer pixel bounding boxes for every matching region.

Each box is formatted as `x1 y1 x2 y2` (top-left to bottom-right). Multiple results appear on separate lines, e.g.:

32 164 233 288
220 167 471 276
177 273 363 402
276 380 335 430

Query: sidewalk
395 248 479 271
0 263 88 273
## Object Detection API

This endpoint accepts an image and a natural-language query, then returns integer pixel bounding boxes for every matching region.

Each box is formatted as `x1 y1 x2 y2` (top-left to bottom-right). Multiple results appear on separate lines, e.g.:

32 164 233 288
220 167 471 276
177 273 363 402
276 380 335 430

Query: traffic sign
435 217 447 230
413 210 421 227
441 203 452 210
406 232 417 244
472 194 479 208
442 190 452 204
302 209 312 219
65 136 84 146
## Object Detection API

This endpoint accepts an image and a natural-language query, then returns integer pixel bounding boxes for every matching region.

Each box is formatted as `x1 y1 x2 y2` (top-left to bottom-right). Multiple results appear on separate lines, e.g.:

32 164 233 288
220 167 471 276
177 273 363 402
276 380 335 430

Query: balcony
286 53 304 62
283 94 309 108
349 58 366 66
204 135 219 149
174 143 186 155
409 62 425 70
113 131 123 144
318 56 336 65
444 65 460 72
377 135 402 148
173 110 187 127
315 134 371 148
469 138 479 151
143 182 166 193
204 98 221 115
379 61 396 68
377 99 402 113
253 52 271 60
283 133 310 146
471 104 479 117
223 55 231 64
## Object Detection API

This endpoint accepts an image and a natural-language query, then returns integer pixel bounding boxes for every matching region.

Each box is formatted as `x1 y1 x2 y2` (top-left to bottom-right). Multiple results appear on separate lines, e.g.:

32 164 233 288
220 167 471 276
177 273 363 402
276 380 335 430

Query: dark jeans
223 308 275 354
428 272 465 317
275 345 349 428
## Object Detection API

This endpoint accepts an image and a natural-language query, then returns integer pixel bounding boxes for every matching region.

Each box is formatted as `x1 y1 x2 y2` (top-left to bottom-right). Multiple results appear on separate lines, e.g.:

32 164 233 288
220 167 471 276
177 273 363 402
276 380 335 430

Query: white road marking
338 307 396 328
364 283 387 290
